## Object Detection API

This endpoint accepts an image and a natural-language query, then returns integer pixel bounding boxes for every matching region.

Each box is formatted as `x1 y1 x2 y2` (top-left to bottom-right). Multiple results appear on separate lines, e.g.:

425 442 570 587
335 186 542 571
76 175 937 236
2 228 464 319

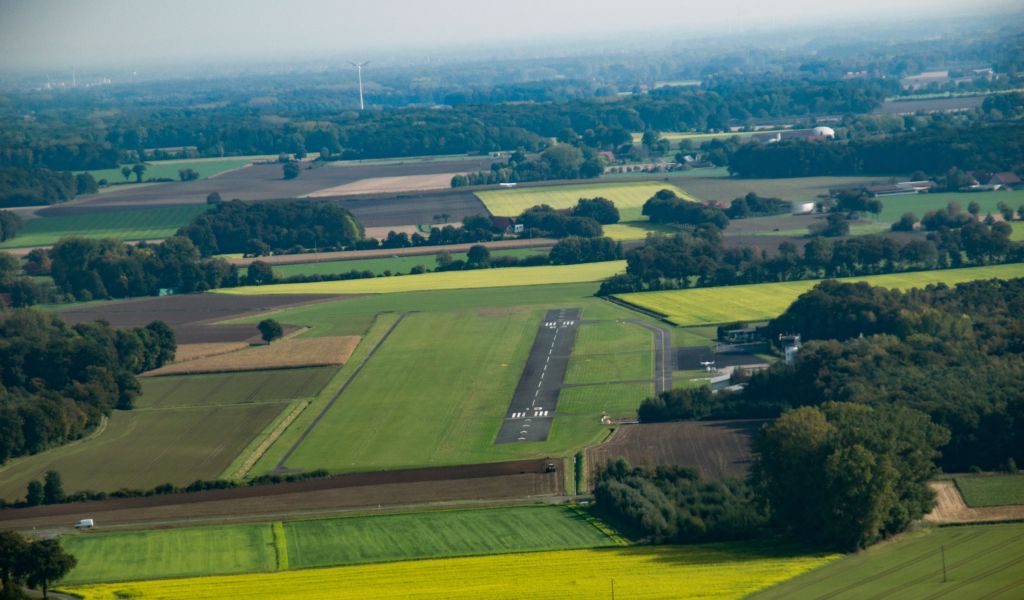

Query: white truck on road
73 518 94 529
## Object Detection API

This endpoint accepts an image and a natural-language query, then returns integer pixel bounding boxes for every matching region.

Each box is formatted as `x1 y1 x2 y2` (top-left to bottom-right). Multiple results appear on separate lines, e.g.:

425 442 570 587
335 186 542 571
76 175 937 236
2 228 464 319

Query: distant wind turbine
350 61 369 110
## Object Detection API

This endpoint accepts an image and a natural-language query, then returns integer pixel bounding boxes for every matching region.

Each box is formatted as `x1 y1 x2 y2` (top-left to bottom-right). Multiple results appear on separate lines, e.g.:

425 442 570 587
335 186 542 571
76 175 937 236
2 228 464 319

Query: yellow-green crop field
62 544 838 600
476 182 697 217
215 260 626 295
618 263 1024 326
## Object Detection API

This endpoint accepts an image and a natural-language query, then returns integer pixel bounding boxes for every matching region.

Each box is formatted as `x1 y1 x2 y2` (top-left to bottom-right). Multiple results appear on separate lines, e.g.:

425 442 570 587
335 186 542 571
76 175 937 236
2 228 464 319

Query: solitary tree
968 201 982 217
246 261 274 285
282 161 300 180
120 165 132 181
42 471 63 505
21 539 77 599
258 319 283 343
0 530 28 590
206 191 222 205
467 244 491 266
131 163 147 183
25 481 43 507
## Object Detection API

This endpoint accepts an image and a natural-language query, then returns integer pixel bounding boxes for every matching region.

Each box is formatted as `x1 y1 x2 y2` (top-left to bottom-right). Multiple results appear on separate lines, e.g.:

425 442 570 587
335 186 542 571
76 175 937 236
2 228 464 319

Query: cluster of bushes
642 189 729 229
725 192 791 219
0 309 175 464
519 205 603 238
47 236 238 300
177 200 363 256
598 217 1021 295
593 460 766 544
452 145 603 187
0 253 57 308
1 468 329 510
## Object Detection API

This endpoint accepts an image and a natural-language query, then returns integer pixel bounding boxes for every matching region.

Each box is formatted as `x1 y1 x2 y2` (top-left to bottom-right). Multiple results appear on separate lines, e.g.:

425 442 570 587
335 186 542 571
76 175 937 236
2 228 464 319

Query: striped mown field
617 263 1024 326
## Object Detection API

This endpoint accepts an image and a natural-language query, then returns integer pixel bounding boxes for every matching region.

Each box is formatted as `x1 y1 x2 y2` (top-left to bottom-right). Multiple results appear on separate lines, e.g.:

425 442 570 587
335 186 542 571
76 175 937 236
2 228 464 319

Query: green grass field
876 190 1024 223
274 309 612 473
218 261 625 296
475 181 697 218
565 321 653 385
60 506 616 585
0 205 206 248
81 155 282 185
1013 223 1024 242
954 475 1024 507
618 263 1024 326
557 382 654 418
0 368 334 501
750 523 1024 599
62 524 276 584
260 248 547 278
283 506 616 570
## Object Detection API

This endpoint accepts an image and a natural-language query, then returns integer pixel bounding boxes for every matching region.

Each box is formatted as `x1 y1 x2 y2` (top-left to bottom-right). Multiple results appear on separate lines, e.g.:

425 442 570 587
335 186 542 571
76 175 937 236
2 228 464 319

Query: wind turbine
350 61 369 110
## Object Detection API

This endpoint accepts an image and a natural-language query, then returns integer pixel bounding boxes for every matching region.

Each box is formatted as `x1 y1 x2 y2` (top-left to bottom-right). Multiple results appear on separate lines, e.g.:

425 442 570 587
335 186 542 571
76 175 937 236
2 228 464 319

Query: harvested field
617 263 1024 326
669 174 882 205
57 292 347 344
144 336 360 376
0 368 335 501
226 238 554 267
47 157 495 211
0 459 562 531
217 261 626 296
332 189 490 228
173 342 249 363
586 420 764 486
924 481 1024 524
305 173 460 197
477 181 696 218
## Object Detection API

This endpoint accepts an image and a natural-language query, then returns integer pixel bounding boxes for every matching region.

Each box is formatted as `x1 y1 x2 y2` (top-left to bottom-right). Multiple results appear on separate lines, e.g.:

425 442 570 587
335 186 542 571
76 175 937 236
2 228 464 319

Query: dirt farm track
0 460 562 532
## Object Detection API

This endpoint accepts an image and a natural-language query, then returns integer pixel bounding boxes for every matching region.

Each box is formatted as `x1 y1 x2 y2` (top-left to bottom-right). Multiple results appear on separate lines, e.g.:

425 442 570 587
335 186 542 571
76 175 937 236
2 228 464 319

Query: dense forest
47 237 238 300
639 278 1024 472
0 309 175 463
177 200 364 256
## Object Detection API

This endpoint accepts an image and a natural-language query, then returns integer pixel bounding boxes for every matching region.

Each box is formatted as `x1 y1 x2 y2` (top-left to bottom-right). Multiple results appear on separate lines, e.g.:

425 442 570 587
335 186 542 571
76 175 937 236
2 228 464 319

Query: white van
74 518 94 529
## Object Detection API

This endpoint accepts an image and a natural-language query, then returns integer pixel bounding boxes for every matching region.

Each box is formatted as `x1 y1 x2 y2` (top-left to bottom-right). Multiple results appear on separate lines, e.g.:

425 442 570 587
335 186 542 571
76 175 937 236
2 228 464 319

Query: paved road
496 308 580 444
629 319 674 394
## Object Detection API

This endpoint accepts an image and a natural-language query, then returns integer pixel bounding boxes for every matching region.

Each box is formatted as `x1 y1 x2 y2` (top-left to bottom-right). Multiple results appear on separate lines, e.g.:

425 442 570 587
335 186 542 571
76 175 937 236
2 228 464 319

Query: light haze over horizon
0 0 1020 71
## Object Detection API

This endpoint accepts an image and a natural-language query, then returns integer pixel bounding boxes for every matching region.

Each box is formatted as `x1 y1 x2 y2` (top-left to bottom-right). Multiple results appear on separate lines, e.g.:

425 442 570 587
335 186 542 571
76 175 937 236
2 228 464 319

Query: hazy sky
0 0 1018 70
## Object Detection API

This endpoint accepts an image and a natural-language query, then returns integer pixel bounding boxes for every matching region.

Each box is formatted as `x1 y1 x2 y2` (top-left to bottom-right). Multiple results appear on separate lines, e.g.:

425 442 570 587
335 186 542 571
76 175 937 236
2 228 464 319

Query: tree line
598 215 1021 295
728 122 1024 178
451 145 603 186
0 309 175 464
0 166 98 208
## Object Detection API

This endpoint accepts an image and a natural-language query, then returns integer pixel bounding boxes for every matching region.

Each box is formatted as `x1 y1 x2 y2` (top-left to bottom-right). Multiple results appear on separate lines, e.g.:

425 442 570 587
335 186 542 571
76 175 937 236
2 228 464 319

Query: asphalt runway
496 308 581 444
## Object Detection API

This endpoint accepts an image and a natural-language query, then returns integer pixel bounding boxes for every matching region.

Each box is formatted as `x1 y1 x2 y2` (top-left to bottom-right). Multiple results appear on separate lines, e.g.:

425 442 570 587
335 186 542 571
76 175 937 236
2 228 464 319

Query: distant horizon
0 0 1021 73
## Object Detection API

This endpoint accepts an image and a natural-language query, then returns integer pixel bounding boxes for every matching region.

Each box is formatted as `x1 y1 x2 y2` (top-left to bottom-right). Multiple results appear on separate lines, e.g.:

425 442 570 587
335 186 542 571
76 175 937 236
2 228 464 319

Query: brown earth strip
57 293 351 344
143 336 360 376
305 173 461 197
0 459 562 531
227 238 556 267
586 420 765 488
925 481 1024 524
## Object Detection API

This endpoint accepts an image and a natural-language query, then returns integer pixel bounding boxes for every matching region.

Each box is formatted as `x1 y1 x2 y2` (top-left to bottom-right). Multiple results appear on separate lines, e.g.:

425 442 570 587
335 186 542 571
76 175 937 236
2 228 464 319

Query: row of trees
598 216 1021 295
0 309 175 464
451 145 603 186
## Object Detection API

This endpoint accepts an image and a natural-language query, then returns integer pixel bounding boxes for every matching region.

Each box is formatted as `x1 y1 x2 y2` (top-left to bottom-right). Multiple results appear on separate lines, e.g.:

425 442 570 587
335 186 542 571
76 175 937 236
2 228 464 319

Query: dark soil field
40 157 495 213
330 189 490 227
586 420 765 486
0 459 562 531
57 293 349 343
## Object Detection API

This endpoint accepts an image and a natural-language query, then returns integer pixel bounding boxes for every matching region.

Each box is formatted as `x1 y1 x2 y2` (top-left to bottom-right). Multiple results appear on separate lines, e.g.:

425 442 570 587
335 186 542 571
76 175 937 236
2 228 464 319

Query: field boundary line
274 312 409 471
232 400 311 479
271 522 289 571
